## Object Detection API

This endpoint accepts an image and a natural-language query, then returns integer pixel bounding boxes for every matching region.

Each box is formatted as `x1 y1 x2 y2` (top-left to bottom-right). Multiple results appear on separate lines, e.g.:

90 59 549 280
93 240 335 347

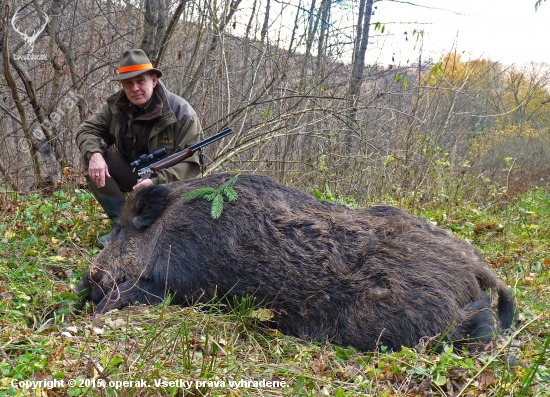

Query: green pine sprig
182 174 239 219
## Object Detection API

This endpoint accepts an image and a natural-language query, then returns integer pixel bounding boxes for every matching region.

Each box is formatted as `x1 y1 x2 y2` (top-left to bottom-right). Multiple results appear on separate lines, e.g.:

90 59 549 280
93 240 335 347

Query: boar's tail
495 282 515 329
477 266 515 329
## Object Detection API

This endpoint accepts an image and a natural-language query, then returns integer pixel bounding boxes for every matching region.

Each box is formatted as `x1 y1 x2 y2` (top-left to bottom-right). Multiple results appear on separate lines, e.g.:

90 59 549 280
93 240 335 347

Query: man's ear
151 72 158 88
131 185 170 229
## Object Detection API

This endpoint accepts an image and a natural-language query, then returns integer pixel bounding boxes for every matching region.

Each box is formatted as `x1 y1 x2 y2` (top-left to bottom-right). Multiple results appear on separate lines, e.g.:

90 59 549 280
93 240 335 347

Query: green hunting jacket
76 81 202 184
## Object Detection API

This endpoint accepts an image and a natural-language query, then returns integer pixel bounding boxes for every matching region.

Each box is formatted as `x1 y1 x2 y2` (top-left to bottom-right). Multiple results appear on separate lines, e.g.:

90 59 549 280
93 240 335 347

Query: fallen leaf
477 370 494 387
311 354 327 374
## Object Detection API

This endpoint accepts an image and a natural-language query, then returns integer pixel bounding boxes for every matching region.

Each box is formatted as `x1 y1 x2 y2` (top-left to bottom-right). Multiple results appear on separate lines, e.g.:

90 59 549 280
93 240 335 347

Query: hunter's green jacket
76 81 202 184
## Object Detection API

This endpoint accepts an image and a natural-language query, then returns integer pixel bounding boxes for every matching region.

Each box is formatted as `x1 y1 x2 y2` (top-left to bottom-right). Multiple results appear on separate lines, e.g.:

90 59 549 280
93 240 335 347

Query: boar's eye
131 185 170 230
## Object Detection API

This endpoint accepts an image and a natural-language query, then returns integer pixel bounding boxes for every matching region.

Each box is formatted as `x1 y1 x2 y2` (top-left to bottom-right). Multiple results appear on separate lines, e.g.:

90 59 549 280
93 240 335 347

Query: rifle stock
150 148 193 172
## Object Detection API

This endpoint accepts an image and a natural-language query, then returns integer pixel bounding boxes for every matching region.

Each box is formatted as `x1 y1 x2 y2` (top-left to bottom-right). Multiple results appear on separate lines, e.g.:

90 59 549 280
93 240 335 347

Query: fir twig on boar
75 173 515 352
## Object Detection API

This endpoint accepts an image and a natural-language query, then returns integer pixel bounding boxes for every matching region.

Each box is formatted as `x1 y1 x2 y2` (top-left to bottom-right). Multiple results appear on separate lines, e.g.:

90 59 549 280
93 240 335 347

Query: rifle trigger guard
138 170 154 183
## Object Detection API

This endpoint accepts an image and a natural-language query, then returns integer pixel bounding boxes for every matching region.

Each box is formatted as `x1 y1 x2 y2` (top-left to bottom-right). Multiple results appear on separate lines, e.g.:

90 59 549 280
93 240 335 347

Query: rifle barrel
187 126 232 152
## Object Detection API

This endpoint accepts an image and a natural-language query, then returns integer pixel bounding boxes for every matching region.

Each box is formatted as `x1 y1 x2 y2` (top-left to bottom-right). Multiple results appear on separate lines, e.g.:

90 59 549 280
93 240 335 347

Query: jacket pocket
155 126 176 154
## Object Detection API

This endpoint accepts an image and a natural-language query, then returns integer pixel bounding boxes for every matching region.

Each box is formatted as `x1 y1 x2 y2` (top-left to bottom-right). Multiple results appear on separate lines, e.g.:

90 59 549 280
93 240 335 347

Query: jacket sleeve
155 115 203 184
75 102 115 160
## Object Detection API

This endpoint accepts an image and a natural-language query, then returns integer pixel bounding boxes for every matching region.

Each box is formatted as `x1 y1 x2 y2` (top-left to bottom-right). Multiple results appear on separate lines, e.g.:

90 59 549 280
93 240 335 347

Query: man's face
121 72 157 108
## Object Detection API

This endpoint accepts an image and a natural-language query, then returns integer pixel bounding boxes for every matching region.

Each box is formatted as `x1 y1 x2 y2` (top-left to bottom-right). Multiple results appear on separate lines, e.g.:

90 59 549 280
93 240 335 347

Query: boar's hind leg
453 293 496 352
95 278 168 315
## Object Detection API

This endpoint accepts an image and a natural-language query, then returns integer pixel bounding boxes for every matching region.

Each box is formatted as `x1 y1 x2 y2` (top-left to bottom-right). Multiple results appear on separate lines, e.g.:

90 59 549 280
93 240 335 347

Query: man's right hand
88 153 111 188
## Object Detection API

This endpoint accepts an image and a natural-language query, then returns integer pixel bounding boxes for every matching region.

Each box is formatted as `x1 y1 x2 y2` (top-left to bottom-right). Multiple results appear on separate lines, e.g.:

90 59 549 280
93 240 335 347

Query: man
76 49 202 247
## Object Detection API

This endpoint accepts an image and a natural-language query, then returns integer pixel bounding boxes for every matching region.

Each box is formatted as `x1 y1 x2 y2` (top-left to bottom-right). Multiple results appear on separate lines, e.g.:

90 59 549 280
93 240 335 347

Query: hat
111 49 163 81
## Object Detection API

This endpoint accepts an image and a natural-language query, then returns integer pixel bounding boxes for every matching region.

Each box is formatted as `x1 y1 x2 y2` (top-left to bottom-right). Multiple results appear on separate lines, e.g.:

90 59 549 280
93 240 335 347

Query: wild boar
75 173 514 352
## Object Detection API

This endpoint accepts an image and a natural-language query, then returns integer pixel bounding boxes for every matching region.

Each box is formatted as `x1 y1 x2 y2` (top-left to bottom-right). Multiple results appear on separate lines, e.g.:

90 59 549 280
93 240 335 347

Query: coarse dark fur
75 173 515 352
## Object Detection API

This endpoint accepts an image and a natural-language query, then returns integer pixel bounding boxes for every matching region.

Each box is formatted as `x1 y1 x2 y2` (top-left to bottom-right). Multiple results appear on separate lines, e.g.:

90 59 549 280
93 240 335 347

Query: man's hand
133 179 154 191
88 153 111 188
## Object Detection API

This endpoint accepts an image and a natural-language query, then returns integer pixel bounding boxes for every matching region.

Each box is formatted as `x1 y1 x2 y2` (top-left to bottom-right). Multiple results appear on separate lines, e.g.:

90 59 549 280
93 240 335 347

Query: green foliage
260 108 272 119
374 22 385 33
412 29 424 41
182 174 239 219
314 183 358 207
334 345 358 362
517 334 550 396
428 61 445 85
180 187 217 200
394 73 408 90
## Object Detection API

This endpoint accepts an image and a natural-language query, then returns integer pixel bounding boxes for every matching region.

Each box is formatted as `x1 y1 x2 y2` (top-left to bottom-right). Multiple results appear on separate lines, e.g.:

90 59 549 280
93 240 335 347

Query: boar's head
75 184 171 312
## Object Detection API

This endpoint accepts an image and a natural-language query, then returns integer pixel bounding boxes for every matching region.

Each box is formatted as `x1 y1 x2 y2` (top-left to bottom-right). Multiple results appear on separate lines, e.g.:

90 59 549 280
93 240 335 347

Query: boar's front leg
95 278 168 314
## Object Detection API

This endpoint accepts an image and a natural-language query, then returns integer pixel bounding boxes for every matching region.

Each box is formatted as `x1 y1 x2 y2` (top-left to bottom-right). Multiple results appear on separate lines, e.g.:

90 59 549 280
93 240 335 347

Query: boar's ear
132 185 170 230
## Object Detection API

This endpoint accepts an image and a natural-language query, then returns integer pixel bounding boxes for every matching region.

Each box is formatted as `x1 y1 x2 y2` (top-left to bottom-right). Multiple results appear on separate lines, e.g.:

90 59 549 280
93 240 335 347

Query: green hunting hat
111 49 163 81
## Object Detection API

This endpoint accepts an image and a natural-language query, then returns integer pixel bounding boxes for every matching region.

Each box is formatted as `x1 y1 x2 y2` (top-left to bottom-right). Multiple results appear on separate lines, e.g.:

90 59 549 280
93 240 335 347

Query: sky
366 0 550 66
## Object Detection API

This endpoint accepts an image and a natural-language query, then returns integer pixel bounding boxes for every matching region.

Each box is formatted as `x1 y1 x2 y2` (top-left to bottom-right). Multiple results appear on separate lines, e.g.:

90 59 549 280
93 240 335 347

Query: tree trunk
182 0 243 100
140 0 167 61
154 0 189 68
49 0 62 103
260 0 271 43
315 0 331 79
346 0 374 154
245 0 258 40
10 56 64 182
2 5 42 184
299 0 317 87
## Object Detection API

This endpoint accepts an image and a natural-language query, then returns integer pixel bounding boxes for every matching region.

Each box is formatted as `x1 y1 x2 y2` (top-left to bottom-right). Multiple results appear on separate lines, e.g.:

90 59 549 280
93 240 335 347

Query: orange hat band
118 63 153 74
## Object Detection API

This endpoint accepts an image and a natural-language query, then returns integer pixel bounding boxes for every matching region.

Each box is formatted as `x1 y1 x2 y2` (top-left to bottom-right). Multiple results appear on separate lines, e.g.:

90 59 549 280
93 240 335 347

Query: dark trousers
81 151 138 192
82 151 140 221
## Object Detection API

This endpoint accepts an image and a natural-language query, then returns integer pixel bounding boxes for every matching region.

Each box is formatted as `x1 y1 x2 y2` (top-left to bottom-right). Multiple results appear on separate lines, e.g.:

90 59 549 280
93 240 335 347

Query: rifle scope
130 147 167 168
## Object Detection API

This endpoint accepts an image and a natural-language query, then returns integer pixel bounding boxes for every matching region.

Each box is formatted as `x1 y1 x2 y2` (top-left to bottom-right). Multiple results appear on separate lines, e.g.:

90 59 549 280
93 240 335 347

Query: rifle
133 126 233 180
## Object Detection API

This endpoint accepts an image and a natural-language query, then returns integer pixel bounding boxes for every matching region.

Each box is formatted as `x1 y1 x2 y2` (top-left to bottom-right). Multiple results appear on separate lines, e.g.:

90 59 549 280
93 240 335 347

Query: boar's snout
74 268 91 295
74 265 110 304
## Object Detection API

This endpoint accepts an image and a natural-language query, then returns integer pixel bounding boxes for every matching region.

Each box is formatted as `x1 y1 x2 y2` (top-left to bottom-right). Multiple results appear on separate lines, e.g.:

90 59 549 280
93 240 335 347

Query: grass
0 182 549 396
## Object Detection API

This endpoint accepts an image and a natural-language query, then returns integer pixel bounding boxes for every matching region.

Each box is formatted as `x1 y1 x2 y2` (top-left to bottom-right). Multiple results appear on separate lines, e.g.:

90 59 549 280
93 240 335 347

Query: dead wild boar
75 173 514 352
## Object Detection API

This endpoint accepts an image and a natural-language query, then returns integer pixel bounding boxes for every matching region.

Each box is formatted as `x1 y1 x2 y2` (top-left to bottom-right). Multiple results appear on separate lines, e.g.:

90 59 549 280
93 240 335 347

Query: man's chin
130 98 145 107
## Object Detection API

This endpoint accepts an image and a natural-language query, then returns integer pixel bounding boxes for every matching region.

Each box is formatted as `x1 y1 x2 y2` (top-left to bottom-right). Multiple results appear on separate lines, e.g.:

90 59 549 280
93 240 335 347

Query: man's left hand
133 179 155 191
